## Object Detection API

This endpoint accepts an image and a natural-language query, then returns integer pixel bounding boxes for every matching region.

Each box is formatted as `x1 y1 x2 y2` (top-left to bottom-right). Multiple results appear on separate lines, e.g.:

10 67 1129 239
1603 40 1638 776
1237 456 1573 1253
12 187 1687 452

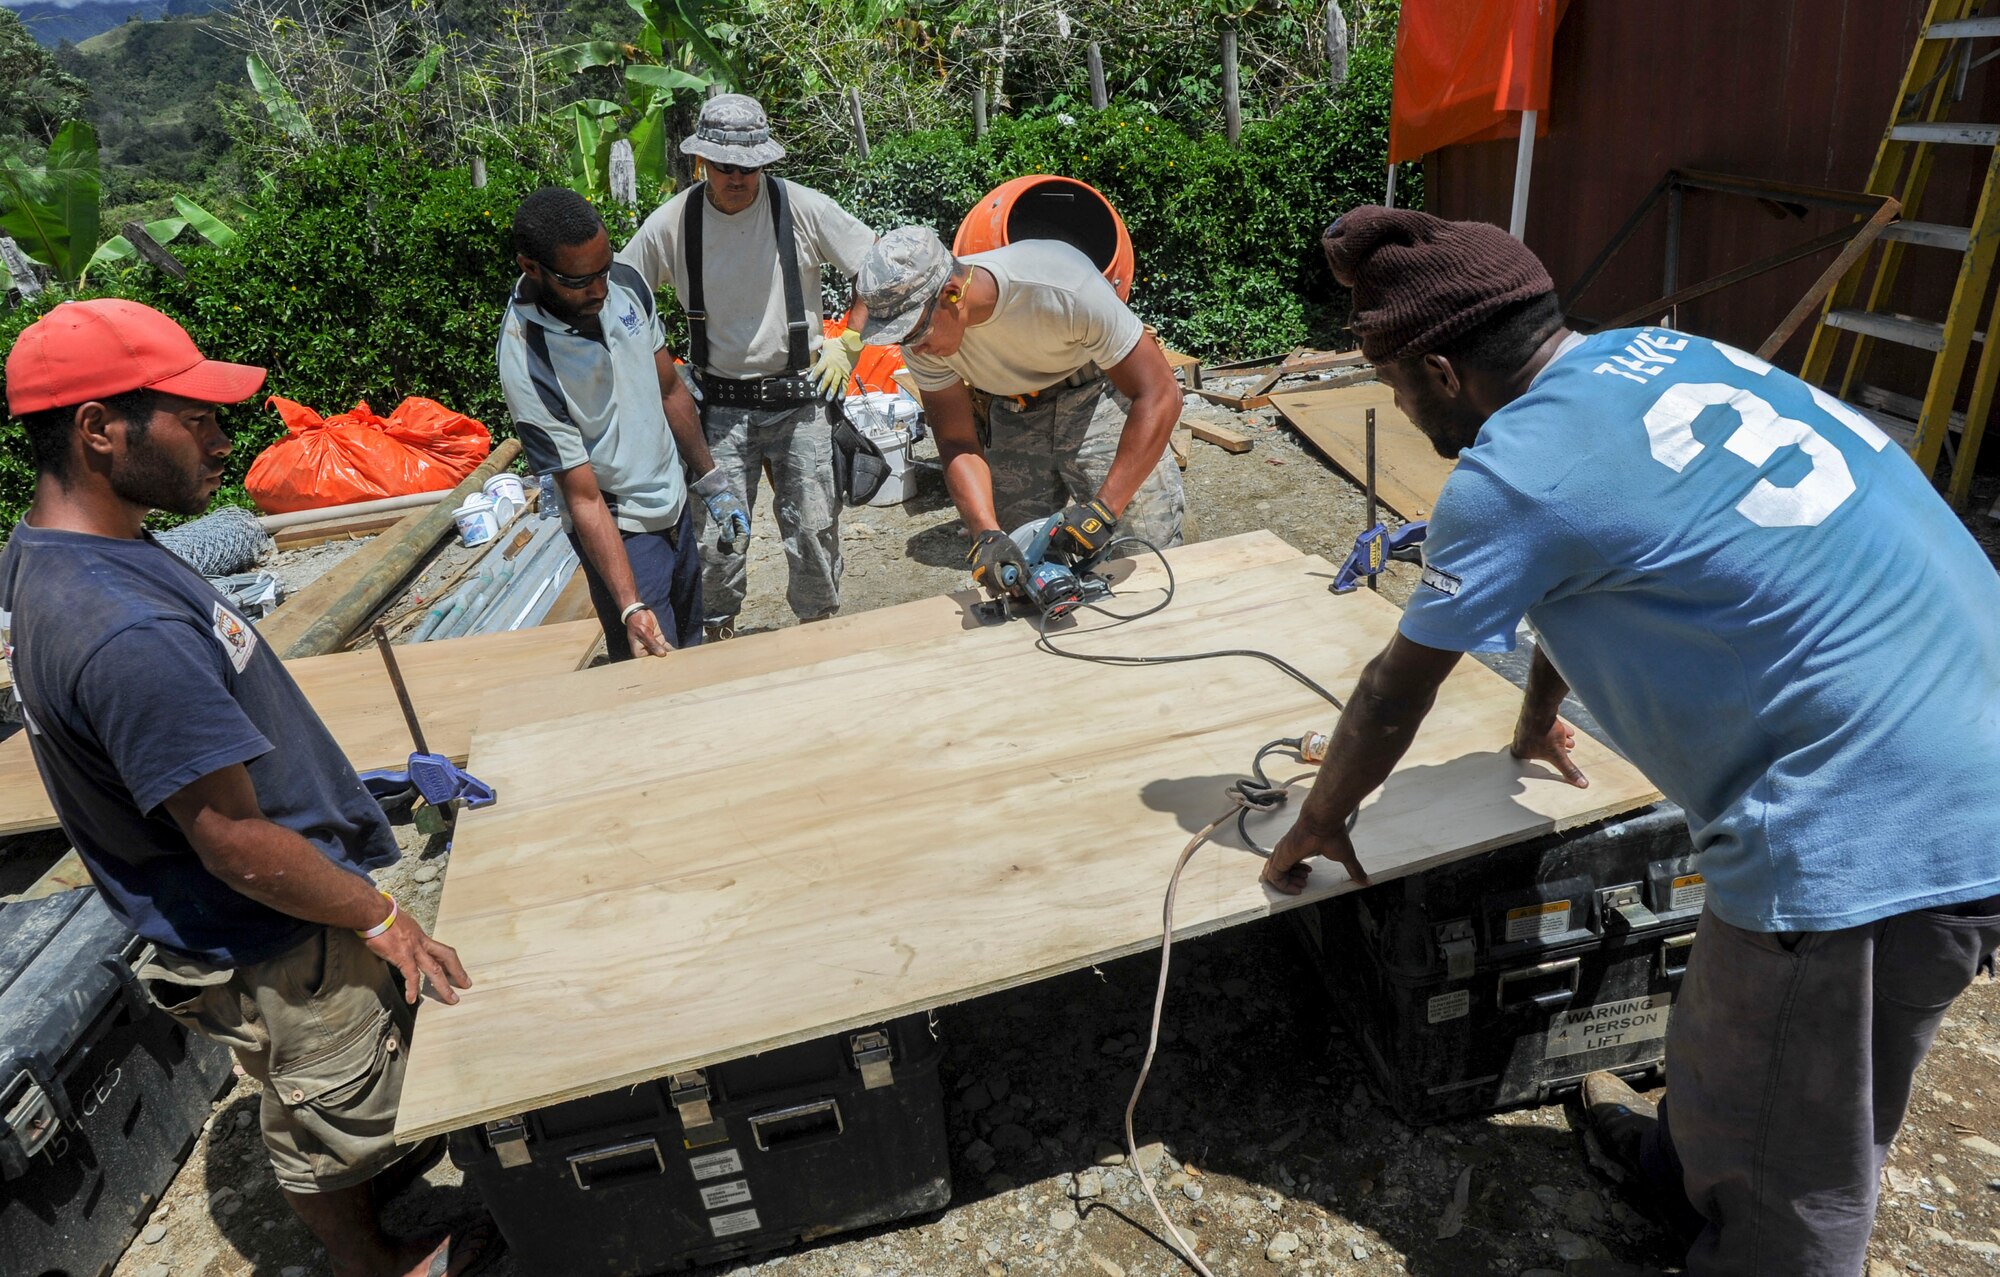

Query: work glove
692 468 751 554
811 328 866 400
968 529 1031 599
1047 498 1119 560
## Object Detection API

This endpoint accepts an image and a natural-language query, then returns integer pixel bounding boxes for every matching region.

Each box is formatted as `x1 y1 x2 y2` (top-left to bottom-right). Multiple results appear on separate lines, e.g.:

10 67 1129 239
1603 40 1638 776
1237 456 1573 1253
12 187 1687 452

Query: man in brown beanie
1267 205 2000 1275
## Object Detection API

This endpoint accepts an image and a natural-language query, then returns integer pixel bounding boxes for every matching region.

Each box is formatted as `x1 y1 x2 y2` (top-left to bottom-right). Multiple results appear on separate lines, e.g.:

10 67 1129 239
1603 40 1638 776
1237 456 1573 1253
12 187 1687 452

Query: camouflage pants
694 398 843 624
985 374 1185 549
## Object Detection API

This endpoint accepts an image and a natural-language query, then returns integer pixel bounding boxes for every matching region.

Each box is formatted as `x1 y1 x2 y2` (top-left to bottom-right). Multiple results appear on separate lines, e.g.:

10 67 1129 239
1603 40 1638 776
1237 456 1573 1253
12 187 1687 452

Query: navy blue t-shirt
0 522 399 966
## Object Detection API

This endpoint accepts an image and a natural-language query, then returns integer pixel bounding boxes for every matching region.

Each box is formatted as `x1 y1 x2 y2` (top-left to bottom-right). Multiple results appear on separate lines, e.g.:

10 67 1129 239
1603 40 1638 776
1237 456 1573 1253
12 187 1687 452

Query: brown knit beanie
1323 206 1555 364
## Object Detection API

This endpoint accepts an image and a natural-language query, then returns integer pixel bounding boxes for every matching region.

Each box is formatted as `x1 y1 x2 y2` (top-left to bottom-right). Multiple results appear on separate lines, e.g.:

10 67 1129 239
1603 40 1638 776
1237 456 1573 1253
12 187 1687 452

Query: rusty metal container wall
1424 0 1995 396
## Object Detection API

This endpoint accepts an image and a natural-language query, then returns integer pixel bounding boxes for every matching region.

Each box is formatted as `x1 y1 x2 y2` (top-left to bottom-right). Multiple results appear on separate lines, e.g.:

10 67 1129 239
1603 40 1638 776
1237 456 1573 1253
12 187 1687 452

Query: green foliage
831 43 1417 358
0 142 554 528
548 0 737 200
0 8 91 148
55 15 244 210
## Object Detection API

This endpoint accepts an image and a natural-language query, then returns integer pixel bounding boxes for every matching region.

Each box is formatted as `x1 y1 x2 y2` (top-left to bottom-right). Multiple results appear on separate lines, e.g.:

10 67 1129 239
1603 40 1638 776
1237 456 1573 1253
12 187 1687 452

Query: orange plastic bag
824 318 904 396
246 396 493 514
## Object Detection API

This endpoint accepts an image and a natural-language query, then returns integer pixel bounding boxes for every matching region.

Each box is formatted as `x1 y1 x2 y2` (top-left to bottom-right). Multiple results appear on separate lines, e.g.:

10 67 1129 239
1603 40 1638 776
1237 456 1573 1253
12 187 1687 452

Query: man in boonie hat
620 92 878 641
0 300 497 1276
1265 206 2000 1277
854 225 1184 601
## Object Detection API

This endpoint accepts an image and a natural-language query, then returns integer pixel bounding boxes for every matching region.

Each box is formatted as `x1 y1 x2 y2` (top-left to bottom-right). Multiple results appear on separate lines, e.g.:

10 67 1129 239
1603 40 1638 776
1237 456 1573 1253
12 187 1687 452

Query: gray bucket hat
857 226 957 345
680 93 786 168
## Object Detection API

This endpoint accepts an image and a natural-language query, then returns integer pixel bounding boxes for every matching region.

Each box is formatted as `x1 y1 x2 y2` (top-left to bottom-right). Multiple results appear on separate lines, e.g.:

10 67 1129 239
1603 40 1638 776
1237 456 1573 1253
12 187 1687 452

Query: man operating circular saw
854 225 1185 603
618 93 877 640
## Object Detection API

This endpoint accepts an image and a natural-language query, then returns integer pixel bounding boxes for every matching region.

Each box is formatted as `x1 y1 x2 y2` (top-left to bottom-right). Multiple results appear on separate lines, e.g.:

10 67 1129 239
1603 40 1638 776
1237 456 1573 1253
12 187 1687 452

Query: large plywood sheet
0 622 601 837
1270 383 1456 521
395 542 1660 1141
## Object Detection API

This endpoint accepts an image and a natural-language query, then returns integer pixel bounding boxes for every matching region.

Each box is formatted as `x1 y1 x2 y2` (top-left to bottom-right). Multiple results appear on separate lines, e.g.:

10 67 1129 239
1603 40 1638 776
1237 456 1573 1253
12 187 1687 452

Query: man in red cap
0 300 498 1277
1268 207 2000 1275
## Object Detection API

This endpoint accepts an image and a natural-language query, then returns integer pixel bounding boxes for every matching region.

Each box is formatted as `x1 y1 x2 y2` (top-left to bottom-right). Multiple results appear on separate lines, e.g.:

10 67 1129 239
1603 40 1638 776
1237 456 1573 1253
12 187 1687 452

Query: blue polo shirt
0 524 398 966
1401 328 2000 932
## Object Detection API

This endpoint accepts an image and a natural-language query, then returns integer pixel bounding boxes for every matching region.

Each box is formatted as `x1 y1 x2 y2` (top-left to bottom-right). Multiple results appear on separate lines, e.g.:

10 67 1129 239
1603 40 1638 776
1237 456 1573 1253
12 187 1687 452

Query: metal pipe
489 529 573 629
438 564 512 641
461 523 566 635
256 489 451 533
1509 108 1538 239
413 566 488 643
518 554 580 629
497 558 567 633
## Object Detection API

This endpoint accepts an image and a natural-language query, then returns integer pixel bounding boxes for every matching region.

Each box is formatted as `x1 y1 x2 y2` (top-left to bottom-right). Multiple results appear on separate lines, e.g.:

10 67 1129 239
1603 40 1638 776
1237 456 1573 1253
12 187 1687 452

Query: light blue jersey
1400 328 2000 932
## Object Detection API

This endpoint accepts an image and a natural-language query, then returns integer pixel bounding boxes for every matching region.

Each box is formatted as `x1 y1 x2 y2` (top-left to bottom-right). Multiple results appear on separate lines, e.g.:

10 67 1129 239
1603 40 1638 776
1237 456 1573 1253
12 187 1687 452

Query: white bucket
454 493 500 546
483 473 526 523
852 393 926 507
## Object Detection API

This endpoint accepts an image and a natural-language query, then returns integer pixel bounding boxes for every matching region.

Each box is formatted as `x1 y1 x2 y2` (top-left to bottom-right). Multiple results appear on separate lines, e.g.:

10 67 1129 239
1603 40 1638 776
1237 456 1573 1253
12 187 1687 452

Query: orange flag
1388 0 1570 164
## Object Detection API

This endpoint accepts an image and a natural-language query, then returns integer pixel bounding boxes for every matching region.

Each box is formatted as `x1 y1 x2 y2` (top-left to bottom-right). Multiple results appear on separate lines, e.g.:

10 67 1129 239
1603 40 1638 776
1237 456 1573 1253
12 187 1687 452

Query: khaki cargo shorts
137 924 420 1194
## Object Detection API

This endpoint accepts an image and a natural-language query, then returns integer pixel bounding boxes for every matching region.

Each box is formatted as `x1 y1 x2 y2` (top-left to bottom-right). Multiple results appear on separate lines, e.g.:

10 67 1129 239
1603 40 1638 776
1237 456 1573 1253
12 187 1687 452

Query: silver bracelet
619 601 651 624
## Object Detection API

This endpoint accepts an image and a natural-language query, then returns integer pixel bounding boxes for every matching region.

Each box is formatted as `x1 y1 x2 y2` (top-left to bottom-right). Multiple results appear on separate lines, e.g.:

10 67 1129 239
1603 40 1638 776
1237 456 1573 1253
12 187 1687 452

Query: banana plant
245 53 316 142
90 195 241 280
0 122 237 292
0 121 99 285
549 0 737 199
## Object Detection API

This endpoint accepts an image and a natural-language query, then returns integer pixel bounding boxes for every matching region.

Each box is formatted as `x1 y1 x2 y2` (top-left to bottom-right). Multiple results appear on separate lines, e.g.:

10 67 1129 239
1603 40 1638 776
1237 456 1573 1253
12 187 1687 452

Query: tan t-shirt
618 177 876 380
903 240 1146 396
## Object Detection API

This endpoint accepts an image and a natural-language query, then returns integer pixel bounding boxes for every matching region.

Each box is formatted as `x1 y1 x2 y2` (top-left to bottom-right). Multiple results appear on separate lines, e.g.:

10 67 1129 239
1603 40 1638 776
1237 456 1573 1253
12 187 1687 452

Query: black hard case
0 888 233 1277
448 1011 951 1274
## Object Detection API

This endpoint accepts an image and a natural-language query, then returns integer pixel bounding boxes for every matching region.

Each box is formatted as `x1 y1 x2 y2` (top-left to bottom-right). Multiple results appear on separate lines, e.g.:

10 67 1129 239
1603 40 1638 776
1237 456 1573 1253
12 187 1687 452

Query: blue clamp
1332 520 1429 594
361 753 497 822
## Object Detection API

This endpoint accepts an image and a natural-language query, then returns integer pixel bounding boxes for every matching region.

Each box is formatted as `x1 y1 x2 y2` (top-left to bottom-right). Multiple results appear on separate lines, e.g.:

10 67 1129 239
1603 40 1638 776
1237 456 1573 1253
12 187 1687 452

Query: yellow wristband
356 890 397 940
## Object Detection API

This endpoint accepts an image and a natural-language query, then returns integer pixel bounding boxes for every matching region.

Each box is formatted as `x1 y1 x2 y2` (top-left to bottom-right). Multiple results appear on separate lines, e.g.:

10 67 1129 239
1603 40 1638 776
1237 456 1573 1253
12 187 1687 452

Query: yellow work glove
812 328 866 400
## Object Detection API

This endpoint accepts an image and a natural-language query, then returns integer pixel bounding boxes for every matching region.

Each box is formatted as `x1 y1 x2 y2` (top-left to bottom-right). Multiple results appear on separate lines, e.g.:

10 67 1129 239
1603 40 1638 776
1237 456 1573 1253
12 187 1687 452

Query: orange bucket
953 175 1136 302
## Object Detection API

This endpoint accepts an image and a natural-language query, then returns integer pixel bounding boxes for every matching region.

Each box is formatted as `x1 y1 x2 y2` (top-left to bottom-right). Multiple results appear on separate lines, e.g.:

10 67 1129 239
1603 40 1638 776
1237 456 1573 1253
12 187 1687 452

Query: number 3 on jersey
1638 343 1889 529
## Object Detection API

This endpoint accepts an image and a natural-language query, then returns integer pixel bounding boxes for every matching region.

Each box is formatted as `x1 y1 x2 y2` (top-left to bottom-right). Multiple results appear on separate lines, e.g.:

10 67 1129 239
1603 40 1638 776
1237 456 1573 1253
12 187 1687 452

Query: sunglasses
902 293 943 347
539 261 612 290
710 161 763 176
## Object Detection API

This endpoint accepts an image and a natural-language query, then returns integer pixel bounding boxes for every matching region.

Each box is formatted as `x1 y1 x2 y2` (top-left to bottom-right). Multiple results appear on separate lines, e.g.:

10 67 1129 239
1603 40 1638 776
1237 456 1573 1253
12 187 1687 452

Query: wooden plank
274 511 413 547
1169 429 1190 469
121 220 187 280
1187 421 1254 454
1270 384 1455 521
0 622 602 838
1191 387 1271 412
499 532 1303 724
7 848 90 901
394 547 1660 1142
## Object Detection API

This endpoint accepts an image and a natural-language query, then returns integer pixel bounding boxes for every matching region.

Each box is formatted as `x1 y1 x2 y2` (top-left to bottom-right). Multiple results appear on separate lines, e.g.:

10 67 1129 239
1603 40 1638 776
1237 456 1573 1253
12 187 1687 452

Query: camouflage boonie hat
857 226 956 346
680 94 786 168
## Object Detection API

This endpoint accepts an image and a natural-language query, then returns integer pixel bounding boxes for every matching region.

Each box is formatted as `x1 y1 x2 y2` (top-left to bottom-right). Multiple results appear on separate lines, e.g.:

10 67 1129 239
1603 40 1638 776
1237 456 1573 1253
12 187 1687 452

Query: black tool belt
698 372 818 409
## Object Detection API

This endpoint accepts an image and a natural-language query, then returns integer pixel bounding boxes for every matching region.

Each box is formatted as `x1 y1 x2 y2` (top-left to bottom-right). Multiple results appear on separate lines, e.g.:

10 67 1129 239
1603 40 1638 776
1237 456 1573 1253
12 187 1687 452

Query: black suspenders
680 176 811 380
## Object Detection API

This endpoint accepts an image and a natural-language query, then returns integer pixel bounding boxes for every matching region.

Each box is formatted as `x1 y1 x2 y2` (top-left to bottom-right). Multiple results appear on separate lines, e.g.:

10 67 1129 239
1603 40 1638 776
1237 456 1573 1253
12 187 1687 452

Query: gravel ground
85 379 2000 1277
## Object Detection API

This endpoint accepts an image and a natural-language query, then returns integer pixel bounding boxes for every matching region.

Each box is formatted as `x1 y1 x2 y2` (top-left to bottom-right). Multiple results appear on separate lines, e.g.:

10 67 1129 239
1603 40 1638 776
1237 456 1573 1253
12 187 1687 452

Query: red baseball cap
5 299 266 416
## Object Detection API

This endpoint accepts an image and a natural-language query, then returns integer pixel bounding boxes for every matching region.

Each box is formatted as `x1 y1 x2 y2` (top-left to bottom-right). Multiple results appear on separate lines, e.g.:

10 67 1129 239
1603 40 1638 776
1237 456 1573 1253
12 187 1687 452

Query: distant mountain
11 0 221 48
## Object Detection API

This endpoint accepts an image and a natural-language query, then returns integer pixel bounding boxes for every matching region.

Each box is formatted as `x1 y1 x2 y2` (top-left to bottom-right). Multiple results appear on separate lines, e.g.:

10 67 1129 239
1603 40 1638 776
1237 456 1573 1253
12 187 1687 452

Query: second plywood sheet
1271 383 1456 521
0 621 601 837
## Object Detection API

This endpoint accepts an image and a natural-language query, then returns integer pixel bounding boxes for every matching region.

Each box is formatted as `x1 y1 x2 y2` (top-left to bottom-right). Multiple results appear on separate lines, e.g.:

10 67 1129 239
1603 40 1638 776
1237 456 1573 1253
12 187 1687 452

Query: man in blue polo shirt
497 186 749 660
0 300 493 1276
1264 207 2000 1274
